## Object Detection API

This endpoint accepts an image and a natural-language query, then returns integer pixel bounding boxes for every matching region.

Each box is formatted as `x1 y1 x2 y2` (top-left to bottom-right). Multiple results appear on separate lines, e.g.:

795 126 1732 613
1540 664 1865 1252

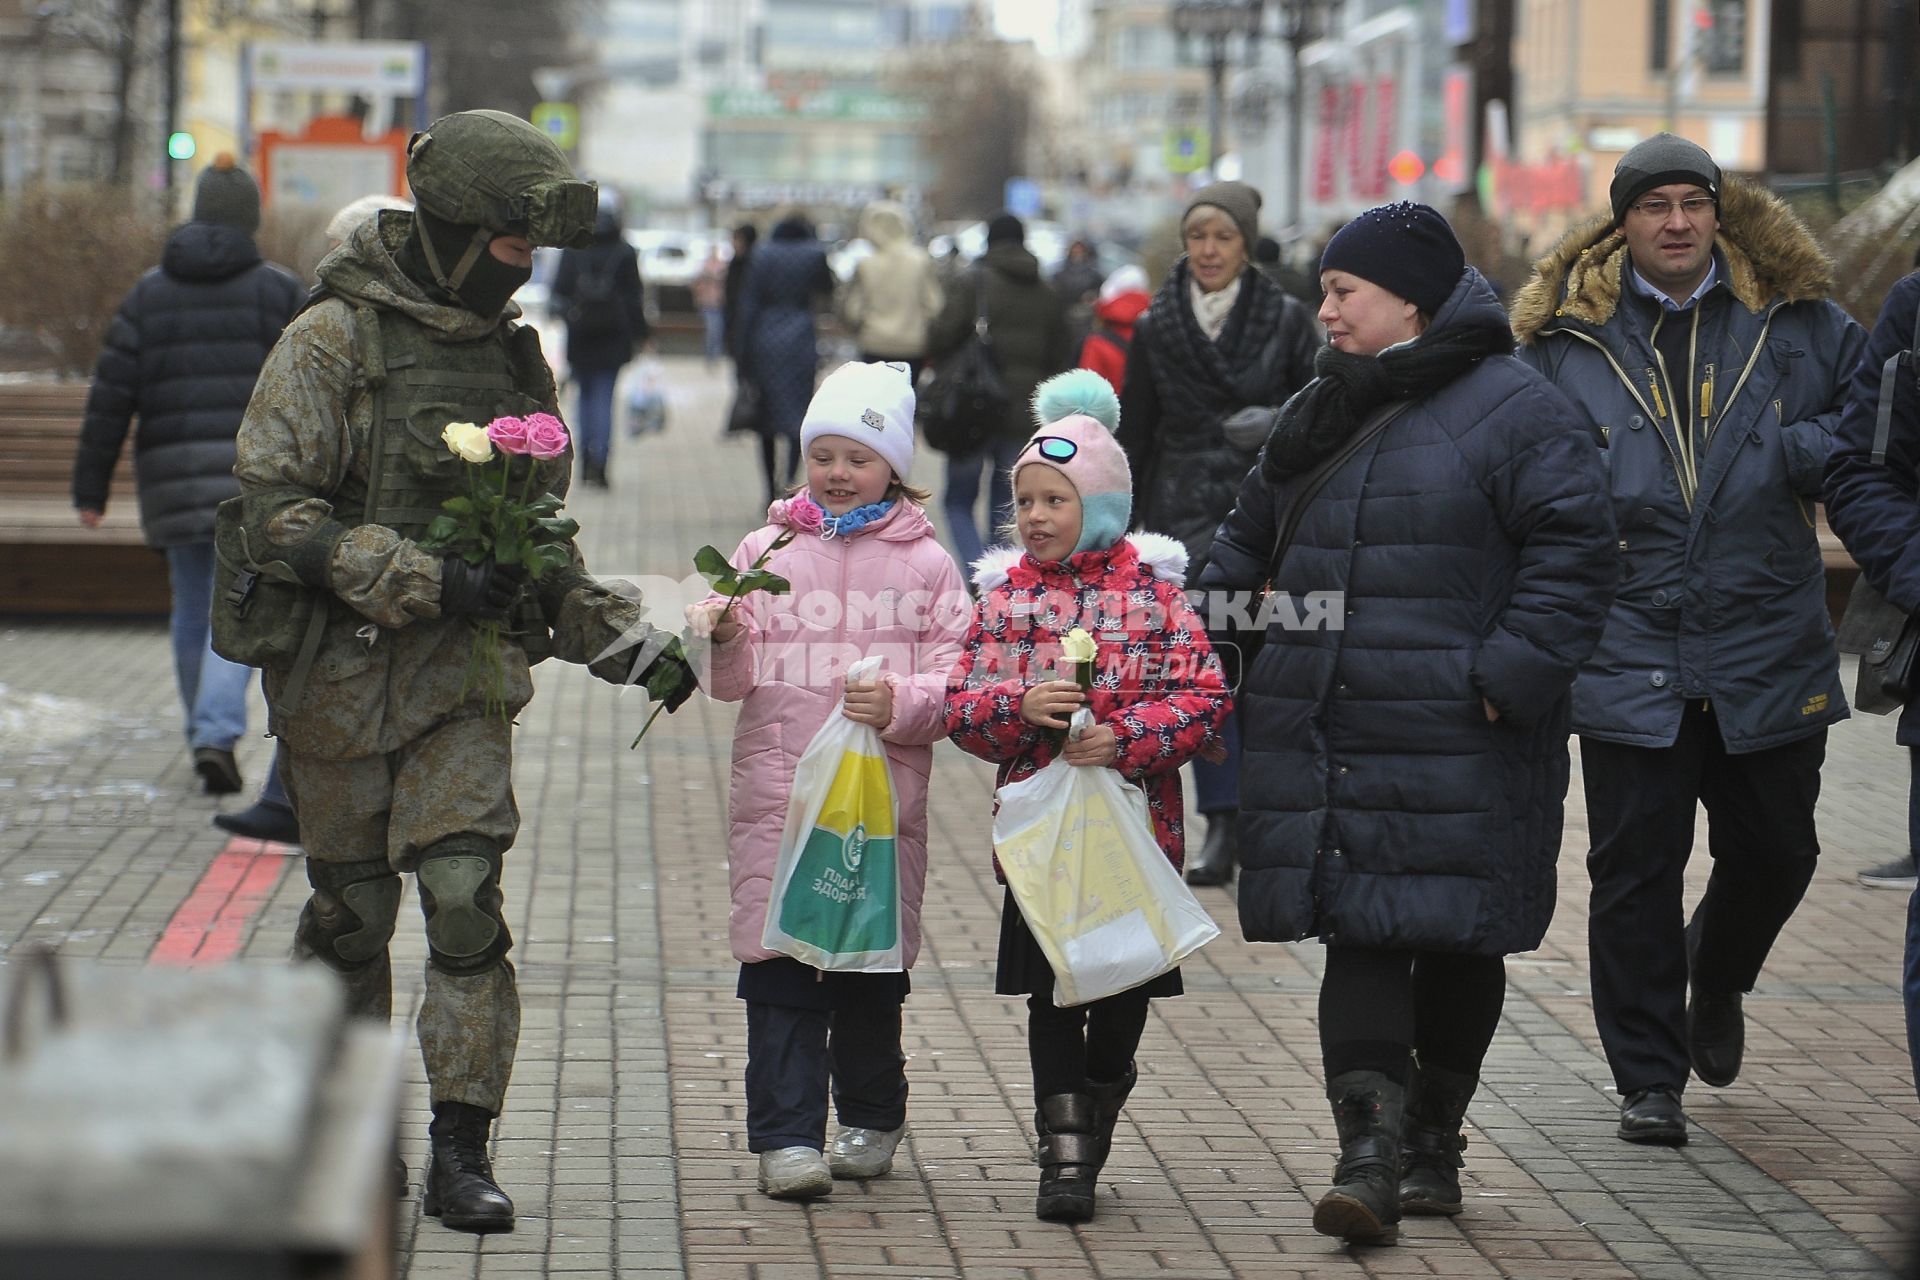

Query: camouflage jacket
234 210 656 760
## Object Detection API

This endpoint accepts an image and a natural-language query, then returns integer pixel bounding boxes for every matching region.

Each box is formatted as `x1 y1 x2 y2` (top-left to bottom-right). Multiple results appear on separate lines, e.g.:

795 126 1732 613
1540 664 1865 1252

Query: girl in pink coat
945 369 1230 1224
686 360 970 1201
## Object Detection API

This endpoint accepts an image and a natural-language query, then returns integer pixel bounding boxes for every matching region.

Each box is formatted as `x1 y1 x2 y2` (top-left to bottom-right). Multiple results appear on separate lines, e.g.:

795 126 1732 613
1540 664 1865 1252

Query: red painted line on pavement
150 838 295 966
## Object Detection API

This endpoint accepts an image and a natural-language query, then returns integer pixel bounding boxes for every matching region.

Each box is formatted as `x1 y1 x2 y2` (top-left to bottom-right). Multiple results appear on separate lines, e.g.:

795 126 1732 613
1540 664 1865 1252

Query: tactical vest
212 301 564 707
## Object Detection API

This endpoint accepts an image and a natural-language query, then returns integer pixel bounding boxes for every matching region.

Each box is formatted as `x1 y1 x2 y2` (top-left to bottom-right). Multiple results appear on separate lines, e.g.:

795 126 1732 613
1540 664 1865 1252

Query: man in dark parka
1512 134 1867 1145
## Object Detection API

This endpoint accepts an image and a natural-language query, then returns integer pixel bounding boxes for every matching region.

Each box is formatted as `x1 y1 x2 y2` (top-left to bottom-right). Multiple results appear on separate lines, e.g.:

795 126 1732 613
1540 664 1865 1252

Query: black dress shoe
1687 988 1745 1087
192 746 244 795
1185 812 1237 886
1618 1087 1688 1145
213 798 300 844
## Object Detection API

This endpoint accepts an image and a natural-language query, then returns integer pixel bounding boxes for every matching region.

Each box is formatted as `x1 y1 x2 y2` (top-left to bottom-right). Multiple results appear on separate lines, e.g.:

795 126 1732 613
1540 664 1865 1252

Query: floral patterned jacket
944 532 1231 876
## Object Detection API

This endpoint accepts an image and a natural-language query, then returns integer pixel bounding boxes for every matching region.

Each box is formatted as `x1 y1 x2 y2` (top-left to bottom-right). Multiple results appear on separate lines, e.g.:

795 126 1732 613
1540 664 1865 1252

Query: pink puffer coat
704 497 970 966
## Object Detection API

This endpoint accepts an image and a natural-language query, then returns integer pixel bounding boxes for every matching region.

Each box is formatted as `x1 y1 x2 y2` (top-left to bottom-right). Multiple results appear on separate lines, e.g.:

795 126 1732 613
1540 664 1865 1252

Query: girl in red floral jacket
944 369 1230 1224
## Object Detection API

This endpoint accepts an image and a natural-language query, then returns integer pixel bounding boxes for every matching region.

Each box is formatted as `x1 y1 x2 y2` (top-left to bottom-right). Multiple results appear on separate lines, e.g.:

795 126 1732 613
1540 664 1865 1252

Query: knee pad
416 836 512 976
297 856 402 971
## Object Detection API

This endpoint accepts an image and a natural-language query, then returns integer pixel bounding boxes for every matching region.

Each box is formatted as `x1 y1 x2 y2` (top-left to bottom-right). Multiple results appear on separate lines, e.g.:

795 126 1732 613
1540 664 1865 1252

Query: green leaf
757 572 791 595
524 495 564 517
536 516 580 540
693 545 733 579
526 544 571 575
441 496 474 516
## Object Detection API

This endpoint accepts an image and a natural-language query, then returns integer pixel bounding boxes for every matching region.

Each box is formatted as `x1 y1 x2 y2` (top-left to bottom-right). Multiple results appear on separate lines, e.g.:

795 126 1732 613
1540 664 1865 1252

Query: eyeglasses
1630 196 1716 220
1032 436 1079 462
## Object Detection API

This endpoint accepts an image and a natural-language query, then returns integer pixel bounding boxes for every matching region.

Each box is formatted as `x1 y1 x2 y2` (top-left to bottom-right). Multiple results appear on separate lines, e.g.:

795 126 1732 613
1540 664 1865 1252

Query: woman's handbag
725 380 762 435
1833 308 1920 715
1836 578 1920 715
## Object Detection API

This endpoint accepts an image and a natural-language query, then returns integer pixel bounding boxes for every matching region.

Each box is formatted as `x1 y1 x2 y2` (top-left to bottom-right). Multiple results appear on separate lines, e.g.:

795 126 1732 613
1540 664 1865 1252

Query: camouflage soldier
221 110 693 1232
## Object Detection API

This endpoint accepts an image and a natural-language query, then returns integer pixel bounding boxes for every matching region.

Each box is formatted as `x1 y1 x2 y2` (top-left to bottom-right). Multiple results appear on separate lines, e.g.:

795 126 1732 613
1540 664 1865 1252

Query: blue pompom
1032 368 1120 434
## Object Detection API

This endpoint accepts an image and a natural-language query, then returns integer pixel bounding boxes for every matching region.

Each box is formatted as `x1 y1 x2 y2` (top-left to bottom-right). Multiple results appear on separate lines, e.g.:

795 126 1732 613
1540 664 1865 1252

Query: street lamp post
1170 0 1264 179
1270 0 1342 229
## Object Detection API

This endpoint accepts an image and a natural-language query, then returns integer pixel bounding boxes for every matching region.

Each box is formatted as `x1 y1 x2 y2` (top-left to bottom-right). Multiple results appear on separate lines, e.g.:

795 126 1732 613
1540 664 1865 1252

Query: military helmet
405 110 597 249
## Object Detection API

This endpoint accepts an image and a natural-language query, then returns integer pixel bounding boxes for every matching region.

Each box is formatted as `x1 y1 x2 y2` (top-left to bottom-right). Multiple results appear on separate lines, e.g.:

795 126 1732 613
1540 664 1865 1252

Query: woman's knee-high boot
1311 1070 1405 1245
1399 1062 1477 1216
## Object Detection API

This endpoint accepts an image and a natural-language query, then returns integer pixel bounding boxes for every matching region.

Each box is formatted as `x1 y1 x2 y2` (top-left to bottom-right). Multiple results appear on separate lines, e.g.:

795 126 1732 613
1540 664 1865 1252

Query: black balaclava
399 206 532 317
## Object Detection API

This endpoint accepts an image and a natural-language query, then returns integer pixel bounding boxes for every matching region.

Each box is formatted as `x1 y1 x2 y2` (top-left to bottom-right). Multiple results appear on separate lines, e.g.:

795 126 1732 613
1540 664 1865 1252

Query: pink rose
776 492 825 533
522 413 571 460
486 415 532 454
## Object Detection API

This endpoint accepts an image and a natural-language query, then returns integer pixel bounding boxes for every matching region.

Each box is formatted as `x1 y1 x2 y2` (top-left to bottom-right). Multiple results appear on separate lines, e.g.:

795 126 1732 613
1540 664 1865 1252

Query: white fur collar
970 532 1189 593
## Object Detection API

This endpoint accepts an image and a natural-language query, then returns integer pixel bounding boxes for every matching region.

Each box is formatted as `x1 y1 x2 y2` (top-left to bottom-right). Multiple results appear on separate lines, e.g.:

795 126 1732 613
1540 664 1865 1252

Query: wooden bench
0 383 171 615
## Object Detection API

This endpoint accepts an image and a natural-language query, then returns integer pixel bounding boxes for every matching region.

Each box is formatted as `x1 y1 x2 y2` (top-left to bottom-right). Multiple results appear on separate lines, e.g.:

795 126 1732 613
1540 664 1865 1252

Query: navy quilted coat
73 221 304 547
1198 269 1618 955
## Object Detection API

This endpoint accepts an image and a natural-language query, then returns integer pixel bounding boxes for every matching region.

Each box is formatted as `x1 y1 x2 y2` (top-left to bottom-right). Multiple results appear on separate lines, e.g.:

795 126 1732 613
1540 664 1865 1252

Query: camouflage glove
440 557 528 623
632 638 697 712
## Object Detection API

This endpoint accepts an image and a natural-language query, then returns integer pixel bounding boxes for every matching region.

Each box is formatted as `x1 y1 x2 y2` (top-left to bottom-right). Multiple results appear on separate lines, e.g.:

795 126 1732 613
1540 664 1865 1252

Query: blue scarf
820 498 894 539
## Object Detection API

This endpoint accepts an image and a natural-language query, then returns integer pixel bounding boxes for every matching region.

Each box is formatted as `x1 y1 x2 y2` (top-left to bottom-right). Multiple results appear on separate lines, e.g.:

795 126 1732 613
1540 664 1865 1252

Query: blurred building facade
579 0 972 227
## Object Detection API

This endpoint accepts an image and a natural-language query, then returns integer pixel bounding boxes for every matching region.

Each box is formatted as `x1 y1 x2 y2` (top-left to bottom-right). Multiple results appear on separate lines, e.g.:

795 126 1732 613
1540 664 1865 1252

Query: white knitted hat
800 360 917 482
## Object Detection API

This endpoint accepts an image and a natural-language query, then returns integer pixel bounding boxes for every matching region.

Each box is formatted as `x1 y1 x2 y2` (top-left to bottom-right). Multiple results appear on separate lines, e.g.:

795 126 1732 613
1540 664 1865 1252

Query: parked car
624 229 721 323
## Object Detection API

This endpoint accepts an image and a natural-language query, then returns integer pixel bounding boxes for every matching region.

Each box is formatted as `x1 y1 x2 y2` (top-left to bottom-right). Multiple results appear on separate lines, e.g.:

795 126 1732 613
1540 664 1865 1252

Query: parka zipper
1545 325 1694 510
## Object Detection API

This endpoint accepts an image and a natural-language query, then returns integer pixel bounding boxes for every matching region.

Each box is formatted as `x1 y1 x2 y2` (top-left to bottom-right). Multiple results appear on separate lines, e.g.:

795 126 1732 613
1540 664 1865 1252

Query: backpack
566 251 627 342
922 269 1010 456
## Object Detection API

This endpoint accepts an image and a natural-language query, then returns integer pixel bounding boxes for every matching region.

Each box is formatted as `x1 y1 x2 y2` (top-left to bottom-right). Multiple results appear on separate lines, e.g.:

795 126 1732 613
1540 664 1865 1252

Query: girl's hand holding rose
685 600 743 645
1020 679 1086 729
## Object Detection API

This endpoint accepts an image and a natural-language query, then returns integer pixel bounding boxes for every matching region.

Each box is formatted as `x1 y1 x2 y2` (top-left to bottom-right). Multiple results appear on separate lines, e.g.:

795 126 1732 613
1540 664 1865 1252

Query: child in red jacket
944 369 1230 1223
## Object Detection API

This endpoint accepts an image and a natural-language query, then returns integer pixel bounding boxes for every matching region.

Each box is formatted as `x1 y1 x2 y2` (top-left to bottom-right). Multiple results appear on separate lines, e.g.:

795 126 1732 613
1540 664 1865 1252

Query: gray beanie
1610 133 1720 225
192 154 261 234
1183 180 1261 250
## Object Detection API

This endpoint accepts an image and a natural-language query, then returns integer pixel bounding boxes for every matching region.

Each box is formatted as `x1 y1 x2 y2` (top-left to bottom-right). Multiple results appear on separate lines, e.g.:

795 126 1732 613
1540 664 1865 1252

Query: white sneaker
757 1146 833 1199
825 1125 905 1179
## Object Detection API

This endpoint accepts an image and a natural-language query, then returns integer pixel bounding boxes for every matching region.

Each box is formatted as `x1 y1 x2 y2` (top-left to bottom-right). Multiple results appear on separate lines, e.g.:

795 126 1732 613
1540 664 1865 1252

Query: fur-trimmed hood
1510 177 1836 346
971 531 1188 594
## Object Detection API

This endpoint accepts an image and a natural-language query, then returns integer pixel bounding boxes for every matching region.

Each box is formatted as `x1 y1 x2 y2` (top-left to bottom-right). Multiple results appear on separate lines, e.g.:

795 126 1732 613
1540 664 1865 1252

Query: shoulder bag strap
1265 399 1414 580
1872 304 1920 466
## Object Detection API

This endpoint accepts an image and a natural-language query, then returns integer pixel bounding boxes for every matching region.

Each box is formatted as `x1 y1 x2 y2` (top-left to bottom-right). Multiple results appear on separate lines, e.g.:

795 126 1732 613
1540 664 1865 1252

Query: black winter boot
1184 812 1237 886
1399 1062 1477 1216
1034 1093 1100 1223
1087 1062 1137 1174
423 1102 515 1232
1312 1070 1404 1245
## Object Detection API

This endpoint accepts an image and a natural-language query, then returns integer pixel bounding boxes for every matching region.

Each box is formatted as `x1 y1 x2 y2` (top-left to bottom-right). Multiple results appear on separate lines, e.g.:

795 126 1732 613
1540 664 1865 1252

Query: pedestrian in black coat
735 215 834 505
1115 180 1318 886
1199 203 1616 1246
71 155 305 796
551 197 647 486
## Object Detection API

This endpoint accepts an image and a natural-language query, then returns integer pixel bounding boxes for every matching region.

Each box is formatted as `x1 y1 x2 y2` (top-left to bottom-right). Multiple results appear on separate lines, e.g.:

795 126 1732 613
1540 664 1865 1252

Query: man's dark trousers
1582 700 1824 1093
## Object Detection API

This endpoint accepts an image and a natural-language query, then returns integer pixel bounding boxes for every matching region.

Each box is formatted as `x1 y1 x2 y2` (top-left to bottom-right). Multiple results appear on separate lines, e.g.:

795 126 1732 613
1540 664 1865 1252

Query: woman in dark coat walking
1198 204 1617 1245
1115 180 1318 886
551 194 648 487
735 213 835 505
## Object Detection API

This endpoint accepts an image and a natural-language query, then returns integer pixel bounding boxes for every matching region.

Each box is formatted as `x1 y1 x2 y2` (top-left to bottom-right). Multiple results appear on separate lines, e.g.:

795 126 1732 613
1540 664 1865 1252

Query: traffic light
167 132 196 161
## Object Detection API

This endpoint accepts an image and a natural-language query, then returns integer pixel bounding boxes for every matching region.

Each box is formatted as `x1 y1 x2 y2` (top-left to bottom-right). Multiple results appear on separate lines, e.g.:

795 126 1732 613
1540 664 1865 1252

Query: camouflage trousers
282 712 520 1114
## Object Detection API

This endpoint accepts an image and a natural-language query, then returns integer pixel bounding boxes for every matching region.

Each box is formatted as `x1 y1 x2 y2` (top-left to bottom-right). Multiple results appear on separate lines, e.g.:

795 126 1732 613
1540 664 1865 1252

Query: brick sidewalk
0 354 1915 1279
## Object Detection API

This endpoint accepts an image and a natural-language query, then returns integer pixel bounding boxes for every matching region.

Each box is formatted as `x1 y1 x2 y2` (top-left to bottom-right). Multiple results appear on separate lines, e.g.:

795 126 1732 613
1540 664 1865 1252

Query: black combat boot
1184 812 1237 886
1087 1062 1137 1174
1312 1070 1405 1245
423 1102 515 1232
1399 1062 1477 1216
1034 1093 1100 1223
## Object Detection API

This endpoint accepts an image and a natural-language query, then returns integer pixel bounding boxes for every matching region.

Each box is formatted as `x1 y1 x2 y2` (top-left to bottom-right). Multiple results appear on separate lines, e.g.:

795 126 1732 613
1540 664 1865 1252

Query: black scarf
1263 320 1514 479
1149 260 1289 417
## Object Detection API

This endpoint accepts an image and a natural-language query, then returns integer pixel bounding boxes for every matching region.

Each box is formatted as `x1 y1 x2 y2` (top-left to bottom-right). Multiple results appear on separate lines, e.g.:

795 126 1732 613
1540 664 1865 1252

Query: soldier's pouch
211 495 319 670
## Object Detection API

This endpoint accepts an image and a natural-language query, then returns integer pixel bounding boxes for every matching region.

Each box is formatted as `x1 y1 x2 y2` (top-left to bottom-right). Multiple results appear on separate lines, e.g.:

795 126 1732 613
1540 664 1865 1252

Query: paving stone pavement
2 355 1917 1279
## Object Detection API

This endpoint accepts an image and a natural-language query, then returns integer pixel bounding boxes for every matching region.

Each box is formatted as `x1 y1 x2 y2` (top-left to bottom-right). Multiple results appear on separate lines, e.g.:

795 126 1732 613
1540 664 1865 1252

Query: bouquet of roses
420 413 579 718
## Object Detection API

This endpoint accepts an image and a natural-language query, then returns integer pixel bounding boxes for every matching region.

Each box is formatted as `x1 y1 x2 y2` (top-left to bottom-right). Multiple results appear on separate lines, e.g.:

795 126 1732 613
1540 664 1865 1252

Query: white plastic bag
625 354 668 437
761 656 904 971
992 710 1220 1005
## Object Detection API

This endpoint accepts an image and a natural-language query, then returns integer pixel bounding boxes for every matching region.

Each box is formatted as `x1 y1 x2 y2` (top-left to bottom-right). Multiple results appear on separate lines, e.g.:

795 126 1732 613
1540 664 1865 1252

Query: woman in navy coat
1199 204 1617 1245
